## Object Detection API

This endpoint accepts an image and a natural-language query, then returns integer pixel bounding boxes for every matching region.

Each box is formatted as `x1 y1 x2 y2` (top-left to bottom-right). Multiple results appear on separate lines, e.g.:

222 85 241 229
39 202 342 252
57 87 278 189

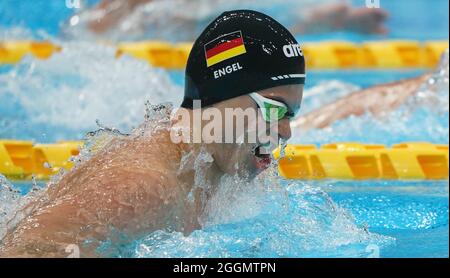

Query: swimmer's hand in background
294 3 389 35
79 0 389 37
344 4 389 34
87 0 151 34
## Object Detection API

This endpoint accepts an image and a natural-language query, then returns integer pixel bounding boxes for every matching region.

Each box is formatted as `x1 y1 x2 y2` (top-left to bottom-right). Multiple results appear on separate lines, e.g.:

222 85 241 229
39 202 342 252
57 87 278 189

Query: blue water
0 0 98 37
329 181 449 258
0 0 449 40
10 180 449 258
1 0 449 258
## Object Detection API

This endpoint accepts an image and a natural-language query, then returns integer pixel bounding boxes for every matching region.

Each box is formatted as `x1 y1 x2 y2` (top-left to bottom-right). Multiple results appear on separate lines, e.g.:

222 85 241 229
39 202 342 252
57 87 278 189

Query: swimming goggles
249 93 292 123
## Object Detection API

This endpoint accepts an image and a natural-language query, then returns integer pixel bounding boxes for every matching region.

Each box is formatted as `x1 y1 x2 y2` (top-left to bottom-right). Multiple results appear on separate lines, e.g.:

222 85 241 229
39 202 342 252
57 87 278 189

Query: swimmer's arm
0 199 99 258
292 74 430 130
87 0 152 33
0 160 178 258
292 3 388 35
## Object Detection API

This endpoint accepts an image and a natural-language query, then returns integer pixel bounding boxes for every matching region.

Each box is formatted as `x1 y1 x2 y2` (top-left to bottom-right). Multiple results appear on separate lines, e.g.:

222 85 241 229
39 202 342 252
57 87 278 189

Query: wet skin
0 132 195 257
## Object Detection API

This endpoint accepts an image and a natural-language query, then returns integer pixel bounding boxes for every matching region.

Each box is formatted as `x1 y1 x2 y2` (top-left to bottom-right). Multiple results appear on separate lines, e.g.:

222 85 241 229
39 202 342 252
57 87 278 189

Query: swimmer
0 10 305 258
68 0 388 40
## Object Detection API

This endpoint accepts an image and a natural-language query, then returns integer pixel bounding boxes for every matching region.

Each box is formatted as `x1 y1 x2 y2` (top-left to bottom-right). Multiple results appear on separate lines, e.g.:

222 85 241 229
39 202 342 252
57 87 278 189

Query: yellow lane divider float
115 41 193 70
274 142 449 180
0 140 82 180
1 140 448 181
1 40 448 69
113 40 450 69
0 41 62 64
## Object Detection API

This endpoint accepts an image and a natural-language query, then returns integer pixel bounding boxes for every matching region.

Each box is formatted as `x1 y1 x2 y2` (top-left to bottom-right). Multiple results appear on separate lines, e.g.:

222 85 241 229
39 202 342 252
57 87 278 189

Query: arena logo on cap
283 44 304 58
204 31 247 67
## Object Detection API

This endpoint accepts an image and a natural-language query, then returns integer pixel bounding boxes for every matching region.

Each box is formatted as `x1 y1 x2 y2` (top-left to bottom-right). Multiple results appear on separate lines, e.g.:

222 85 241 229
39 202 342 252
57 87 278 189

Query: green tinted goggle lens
249 93 289 123
263 102 288 122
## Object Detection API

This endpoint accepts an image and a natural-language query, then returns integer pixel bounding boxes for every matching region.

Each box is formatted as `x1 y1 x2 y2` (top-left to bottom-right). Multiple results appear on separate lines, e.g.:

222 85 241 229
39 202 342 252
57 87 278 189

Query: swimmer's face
209 84 303 179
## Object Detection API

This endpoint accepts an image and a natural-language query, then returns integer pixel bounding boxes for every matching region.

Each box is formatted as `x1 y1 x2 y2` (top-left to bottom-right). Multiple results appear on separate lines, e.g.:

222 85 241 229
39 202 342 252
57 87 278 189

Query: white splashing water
132 167 393 258
0 175 22 241
0 41 182 141
300 80 360 115
0 175 46 243
0 27 36 41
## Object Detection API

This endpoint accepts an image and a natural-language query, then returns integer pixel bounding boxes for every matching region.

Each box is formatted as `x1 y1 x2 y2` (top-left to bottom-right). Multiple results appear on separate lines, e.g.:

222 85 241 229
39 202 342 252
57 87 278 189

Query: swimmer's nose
278 119 292 141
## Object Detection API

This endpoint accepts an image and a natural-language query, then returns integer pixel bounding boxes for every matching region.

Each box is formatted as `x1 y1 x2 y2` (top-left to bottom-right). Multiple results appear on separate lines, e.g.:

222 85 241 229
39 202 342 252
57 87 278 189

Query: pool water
1 0 449 258
5 179 448 258
0 0 449 40
330 181 449 258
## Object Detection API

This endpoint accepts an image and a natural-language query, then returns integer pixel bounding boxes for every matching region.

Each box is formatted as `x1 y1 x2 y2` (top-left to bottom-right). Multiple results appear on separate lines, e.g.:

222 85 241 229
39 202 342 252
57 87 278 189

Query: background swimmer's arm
292 74 430 130
87 0 152 34
86 1 387 35
292 3 388 34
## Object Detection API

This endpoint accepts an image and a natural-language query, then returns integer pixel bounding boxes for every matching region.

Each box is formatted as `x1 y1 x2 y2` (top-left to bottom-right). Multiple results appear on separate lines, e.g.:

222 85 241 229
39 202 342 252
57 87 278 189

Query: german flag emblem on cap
204 31 247 67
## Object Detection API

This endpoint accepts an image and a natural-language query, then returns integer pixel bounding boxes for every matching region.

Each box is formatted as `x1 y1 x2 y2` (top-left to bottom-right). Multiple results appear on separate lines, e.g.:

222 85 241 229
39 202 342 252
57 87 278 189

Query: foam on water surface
0 40 182 142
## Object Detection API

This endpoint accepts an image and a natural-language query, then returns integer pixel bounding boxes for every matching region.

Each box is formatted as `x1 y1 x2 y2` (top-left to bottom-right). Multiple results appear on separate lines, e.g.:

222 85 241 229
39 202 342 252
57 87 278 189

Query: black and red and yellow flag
204 31 247 67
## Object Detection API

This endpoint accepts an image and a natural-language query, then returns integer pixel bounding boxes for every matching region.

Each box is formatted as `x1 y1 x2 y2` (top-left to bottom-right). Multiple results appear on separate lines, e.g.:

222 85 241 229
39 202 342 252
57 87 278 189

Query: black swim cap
181 10 306 109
